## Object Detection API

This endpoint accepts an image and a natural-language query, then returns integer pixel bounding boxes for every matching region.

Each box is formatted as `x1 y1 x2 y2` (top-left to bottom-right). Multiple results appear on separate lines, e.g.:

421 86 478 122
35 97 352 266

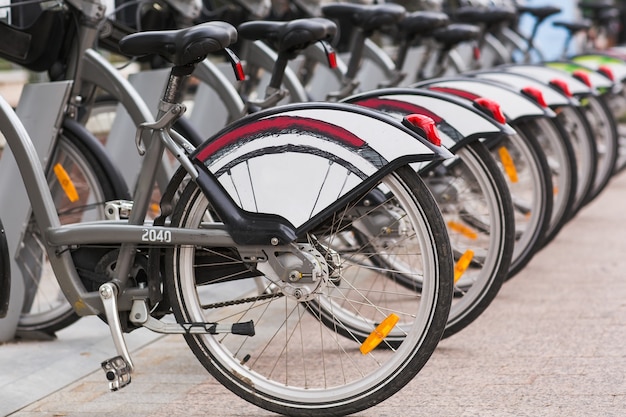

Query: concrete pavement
3 169 626 416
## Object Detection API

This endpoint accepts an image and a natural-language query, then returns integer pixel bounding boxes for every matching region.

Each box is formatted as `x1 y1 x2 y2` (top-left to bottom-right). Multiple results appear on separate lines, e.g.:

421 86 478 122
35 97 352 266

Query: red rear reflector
320 40 338 69
474 97 506 124
234 62 245 81
597 65 615 81
472 45 481 61
549 78 573 97
403 114 442 146
327 51 338 69
521 86 548 107
224 48 246 81
572 69 592 87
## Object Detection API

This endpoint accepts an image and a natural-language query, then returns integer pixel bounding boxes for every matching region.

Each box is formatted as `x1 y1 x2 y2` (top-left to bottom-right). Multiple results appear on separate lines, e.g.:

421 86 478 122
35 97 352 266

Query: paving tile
6 149 626 417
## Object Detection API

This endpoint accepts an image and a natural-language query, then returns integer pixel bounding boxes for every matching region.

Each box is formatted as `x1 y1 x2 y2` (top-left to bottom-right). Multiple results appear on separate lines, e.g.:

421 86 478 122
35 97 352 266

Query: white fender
193 102 452 227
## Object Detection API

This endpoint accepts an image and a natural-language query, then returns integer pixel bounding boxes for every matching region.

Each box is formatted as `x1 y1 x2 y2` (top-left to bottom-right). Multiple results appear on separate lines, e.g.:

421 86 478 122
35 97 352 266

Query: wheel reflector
53 163 79 203
498 146 518 183
454 249 474 283
447 221 478 240
360 314 399 355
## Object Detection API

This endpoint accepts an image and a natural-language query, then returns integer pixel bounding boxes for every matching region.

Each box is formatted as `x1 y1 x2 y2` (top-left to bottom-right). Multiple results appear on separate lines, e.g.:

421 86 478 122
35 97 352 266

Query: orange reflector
150 203 160 216
53 163 79 203
498 146 518 183
454 249 475 283
360 314 400 355
447 221 478 240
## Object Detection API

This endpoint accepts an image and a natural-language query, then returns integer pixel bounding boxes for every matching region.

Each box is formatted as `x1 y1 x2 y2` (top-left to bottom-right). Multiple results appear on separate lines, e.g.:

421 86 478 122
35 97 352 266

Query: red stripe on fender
196 115 366 162
354 97 444 123
428 86 481 101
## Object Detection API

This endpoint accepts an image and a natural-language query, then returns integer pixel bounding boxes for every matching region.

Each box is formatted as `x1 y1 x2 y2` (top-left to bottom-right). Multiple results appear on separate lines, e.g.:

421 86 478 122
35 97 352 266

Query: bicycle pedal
101 355 132 391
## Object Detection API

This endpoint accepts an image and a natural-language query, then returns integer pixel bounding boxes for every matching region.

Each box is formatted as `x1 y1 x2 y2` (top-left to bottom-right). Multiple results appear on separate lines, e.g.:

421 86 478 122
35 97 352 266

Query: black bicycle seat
552 19 591 34
322 3 406 33
399 11 450 38
579 0 616 13
432 23 481 47
598 7 621 23
238 18 337 54
517 5 561 21
454 6 517 26
118 21 237 66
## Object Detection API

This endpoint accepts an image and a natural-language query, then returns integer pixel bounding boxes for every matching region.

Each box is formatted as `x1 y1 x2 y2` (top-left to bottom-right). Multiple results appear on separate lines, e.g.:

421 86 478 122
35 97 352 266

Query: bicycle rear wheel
488 130 553 279
422 142 514 338
513 117 577 246
166 163 453 416
581 94 619 203
16 122 123 335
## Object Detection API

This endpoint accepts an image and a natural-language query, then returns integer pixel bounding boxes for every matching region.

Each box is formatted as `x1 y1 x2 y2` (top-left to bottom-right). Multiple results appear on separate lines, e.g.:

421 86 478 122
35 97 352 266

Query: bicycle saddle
552 20 591 34
579 0 617 13
517 5 561 21
118 21 237 66
238 18 337 54
399 11 450 38
431 23 481 47
321 3 406 33
453 6 517 26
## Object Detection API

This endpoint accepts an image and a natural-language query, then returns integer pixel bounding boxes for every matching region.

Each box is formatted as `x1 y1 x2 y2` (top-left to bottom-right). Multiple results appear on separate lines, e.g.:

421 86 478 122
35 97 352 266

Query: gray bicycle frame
0 83 242 317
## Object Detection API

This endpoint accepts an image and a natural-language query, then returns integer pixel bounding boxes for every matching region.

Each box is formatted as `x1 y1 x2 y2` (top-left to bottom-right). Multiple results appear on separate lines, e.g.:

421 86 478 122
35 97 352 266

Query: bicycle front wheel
166 164 453 416
16 123 122 335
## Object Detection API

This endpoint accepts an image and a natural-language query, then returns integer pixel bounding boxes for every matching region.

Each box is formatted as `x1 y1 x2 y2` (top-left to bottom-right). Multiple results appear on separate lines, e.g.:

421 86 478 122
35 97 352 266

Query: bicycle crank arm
99 282 134 391
129 300 255 336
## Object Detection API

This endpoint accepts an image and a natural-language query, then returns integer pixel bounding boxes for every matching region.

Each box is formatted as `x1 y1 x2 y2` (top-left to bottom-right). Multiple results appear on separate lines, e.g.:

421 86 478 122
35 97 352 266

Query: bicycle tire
368 142 514 338
555 105 598 215
16 121 123 335
166 161 453 416
513 117 578 246
487 129 553 280
581 94 619 203
424 142 514 338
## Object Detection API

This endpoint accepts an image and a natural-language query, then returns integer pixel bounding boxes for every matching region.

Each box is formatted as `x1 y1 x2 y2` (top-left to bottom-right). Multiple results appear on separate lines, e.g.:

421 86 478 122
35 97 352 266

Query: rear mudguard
413 76 554 123
468 70 580 108
342 87 516 152
544 61 619 94
191 102 452 230
497 63 596 98
571 54 626 83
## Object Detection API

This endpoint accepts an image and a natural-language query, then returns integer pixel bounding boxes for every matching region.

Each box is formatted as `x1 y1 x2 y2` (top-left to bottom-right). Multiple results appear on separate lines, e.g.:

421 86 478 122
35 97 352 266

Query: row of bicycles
1 0 626 415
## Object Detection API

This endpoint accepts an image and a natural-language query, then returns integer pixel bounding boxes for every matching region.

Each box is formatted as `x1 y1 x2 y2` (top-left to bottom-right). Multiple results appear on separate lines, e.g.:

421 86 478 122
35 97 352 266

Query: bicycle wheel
581 94 619 203
166 163 453 416
426 142 514 338
487 130 553 279
16 122 122 335
554 105 597 214
513 117 577 246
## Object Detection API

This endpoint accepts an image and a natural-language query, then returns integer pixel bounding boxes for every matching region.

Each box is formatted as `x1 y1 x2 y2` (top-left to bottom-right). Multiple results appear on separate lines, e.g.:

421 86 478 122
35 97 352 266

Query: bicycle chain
202 292 284 309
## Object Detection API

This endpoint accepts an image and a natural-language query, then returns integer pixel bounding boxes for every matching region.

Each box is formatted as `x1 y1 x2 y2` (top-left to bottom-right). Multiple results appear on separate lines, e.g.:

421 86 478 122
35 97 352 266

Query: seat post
162 64 195 107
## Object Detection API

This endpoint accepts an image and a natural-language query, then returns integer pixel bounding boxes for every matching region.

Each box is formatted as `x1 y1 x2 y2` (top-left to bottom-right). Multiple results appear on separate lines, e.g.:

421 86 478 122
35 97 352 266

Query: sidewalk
3 169 626 416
